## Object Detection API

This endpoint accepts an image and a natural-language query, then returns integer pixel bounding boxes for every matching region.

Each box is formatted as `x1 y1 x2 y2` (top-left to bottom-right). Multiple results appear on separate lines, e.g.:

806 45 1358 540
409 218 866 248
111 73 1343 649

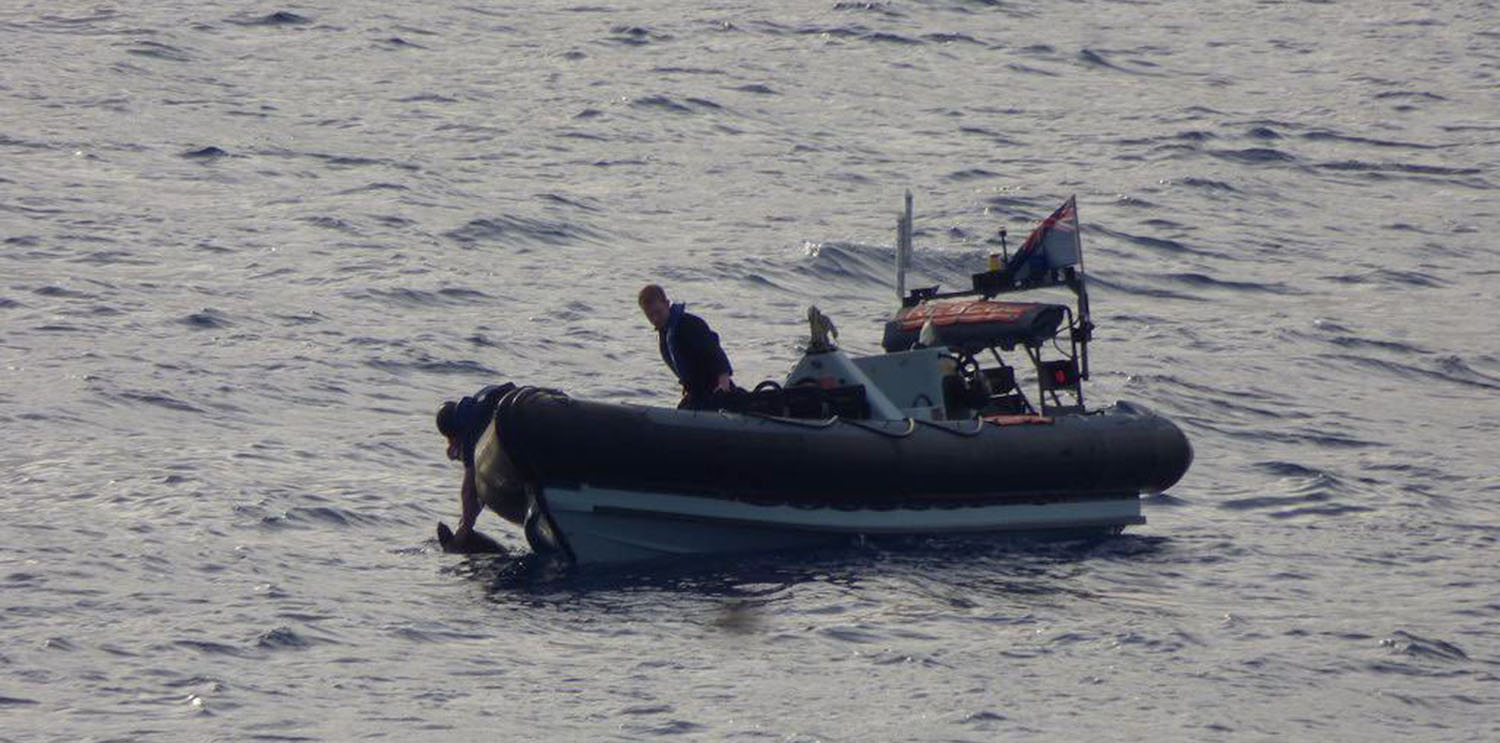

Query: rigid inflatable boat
467 195 1192 564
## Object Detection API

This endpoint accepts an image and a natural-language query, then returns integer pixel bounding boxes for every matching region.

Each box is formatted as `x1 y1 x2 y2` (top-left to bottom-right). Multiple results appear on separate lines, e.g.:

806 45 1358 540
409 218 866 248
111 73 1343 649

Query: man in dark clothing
434 382 515 552
638 284 736 410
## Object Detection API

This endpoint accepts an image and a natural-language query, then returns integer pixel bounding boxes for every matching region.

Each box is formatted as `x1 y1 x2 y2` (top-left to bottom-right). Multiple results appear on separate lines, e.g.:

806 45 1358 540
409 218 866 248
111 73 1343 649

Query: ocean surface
3 1 1498 740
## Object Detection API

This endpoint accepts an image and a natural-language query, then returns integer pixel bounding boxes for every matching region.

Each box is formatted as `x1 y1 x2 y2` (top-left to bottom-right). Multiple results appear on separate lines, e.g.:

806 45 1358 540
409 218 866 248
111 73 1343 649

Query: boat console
779 193 1097 421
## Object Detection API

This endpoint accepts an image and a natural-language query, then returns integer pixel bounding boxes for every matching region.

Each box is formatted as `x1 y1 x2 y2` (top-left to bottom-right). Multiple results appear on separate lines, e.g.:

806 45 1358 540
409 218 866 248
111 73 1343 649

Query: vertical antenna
895 190 913 303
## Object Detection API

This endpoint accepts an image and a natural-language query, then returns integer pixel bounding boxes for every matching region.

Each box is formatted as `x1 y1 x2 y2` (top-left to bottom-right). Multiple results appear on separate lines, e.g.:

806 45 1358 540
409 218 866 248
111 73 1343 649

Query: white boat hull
533 485 1144 564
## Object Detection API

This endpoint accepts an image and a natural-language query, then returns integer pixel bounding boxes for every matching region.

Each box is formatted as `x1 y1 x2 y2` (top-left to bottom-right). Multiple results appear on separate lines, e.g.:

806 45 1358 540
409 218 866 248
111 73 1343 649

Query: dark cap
435 401 459 437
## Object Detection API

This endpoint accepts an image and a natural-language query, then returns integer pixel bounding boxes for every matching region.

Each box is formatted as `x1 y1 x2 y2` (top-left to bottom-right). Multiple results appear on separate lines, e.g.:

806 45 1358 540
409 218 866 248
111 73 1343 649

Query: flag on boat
1006 196 1082 286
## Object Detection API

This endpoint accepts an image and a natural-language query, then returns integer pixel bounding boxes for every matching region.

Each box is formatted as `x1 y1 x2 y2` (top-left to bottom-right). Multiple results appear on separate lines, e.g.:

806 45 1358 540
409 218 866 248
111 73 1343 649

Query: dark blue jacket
453 383 513 466
658 303 733 407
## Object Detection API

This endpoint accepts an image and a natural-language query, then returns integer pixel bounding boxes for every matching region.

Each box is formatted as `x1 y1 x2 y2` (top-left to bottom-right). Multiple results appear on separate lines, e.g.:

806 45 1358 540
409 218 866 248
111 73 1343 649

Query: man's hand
715 373 734 392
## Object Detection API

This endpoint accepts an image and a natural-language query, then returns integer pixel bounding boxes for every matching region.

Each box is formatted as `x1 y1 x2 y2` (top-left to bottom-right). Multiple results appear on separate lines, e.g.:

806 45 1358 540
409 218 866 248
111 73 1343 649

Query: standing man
638 284 736 410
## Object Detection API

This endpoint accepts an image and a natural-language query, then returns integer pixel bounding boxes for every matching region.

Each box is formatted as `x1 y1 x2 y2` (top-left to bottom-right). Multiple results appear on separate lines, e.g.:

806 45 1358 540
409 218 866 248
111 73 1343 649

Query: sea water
2 2 1497 740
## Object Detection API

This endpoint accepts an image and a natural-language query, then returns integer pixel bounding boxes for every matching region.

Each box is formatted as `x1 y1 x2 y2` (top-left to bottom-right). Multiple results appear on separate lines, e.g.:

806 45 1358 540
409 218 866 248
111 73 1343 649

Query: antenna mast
895 190 913 302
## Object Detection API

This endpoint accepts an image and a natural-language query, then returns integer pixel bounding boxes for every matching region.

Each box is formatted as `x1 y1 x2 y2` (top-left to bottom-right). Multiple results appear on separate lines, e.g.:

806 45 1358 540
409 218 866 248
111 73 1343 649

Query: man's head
435 401 462 460
638 283 671 330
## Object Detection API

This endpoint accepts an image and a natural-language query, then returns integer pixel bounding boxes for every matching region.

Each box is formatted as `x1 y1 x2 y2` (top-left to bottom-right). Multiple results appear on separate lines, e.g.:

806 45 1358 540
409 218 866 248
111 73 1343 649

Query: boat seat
982 366 1017 395
779 383 870 420
984 393 1030 415
742 385 786 416
784 385 826 419
825 385 869 419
